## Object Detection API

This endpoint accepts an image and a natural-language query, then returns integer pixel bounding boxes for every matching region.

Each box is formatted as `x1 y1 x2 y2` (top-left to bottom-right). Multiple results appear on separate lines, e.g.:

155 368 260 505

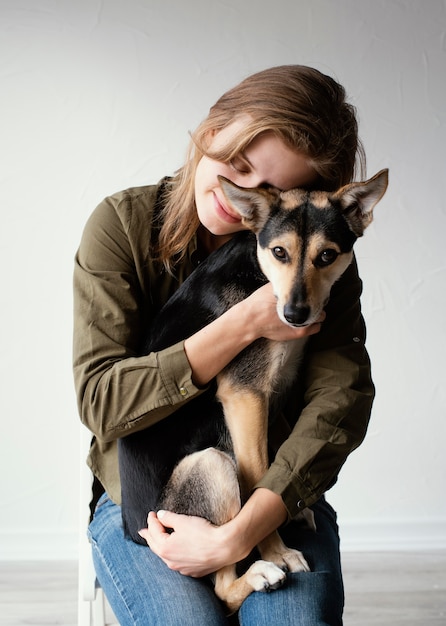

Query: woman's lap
88 494 343 626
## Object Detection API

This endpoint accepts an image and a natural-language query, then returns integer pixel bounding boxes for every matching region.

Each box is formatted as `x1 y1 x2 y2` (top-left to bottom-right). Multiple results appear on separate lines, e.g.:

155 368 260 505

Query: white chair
78 425 106 626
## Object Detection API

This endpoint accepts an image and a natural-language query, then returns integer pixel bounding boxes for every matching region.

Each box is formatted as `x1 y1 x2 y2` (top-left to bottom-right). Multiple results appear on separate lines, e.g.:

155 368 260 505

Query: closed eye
229 156 251 175
314 249 339 267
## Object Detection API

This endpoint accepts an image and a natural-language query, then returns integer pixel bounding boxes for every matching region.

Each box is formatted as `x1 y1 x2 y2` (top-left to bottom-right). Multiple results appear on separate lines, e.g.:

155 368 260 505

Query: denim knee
88 494 230 626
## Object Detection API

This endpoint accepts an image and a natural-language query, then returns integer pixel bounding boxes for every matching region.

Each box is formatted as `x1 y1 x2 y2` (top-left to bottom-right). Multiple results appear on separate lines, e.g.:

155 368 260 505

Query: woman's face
194 119 317 243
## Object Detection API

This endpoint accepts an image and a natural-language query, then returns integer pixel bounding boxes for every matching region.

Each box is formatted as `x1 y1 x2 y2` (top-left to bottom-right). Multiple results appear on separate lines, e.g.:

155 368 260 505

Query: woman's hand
184 282 324 388
138 511 233 577
241 283 325 343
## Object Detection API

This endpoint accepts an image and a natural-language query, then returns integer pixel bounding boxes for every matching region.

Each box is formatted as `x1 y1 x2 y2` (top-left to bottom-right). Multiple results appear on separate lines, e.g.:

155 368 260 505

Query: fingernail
157 510 166 519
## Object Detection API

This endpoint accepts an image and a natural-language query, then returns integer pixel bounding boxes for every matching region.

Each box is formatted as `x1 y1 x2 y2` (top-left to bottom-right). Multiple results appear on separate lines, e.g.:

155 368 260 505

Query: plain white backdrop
0 0 445 560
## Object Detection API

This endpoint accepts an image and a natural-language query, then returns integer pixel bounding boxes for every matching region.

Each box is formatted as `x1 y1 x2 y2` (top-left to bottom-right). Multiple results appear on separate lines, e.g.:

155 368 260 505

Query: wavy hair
156 65 365 271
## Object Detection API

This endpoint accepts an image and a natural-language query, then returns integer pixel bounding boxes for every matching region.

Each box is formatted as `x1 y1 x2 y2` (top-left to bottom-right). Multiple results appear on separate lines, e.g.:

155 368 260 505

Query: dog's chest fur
146 230 308 399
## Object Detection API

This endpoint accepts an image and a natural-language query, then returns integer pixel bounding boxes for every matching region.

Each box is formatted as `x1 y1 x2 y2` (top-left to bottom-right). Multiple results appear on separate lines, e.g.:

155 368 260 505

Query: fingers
138 510 172 544
156 509 173 527
249 284 326 339
138 511 220 577
137 527 149 542
317 310 327 324
305 311 326 335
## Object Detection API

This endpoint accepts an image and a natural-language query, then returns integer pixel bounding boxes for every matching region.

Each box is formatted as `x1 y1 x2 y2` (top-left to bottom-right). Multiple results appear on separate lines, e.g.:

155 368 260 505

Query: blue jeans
88 494 344 625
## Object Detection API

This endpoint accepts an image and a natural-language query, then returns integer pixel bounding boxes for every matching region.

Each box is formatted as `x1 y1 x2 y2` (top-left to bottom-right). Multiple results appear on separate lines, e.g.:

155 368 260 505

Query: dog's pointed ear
218 176 280 232
334 169 389 237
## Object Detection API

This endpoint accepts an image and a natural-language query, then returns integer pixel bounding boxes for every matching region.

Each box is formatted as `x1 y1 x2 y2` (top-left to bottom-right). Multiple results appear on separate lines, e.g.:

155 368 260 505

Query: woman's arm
73 190 200 442
184 283 323 387
73 189 321 442
138 487 287 577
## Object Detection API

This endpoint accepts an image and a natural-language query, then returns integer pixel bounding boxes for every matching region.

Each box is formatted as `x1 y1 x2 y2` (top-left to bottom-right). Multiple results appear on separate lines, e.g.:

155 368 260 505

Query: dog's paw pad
247 560 287 593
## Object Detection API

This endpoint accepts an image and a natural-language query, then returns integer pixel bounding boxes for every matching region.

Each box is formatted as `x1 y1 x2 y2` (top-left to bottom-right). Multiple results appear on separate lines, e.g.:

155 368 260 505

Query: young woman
73 65 375 625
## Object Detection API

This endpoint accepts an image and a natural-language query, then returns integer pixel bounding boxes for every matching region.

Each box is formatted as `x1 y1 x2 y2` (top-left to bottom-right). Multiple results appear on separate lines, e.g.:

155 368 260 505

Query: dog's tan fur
200 170 389 612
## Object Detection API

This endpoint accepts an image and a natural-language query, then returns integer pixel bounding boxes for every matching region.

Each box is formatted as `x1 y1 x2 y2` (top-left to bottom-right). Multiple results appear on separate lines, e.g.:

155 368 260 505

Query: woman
74 65 375 625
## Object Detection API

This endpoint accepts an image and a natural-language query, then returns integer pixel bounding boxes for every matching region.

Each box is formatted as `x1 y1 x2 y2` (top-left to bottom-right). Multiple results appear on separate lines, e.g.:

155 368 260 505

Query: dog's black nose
284 305 311 326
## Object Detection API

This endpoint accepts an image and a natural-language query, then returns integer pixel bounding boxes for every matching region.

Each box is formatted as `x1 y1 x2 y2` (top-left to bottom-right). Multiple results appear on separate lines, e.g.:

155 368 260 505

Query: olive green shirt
73 180 375 519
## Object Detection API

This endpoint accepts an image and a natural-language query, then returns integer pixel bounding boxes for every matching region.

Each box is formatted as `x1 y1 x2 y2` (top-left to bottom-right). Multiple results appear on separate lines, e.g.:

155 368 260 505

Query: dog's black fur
119 230 273 542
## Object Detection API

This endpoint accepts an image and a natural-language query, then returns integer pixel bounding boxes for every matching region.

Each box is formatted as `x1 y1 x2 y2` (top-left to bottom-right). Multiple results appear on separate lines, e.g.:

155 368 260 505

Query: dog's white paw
246 560 287 593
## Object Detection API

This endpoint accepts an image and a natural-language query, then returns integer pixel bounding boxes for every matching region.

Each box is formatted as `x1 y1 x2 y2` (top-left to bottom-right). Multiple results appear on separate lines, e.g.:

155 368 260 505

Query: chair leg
92 587 106 626
78 588 106 626
77 595 92 626
78 425 107 625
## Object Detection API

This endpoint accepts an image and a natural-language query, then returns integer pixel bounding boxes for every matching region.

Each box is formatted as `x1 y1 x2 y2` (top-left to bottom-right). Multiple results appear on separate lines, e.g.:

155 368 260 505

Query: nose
283 304 311 326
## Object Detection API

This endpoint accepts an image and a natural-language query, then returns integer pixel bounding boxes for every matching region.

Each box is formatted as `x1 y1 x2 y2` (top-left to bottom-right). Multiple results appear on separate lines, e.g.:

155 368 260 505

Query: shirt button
179 387 188 397
297 499 305 509
353 336 361 343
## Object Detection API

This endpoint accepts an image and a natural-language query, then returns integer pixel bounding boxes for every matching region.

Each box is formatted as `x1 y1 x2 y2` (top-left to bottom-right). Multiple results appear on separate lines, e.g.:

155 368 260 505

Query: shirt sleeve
73 191 203 443
256 259 375 519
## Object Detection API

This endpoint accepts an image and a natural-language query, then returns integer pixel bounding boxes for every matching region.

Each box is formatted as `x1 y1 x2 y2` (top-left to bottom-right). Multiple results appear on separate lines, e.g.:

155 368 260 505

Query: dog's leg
160 448 241 524
211 376 293 610
216 375 269 498
214 559 287 615
159 443 292 614
215 374 311 610
257 531 310 574
160 448 261 614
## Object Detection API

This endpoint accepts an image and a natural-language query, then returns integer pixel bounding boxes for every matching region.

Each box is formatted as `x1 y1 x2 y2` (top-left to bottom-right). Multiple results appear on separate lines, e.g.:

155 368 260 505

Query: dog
118 169 389 613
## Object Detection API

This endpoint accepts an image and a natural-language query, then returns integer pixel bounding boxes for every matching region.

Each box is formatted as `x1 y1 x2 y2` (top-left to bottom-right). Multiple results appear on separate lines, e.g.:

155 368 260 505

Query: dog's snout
284 304 311 326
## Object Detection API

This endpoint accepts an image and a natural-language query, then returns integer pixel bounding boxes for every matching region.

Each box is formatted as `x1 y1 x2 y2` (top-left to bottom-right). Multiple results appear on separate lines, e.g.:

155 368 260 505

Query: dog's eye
272 246 288 262
315 249 339 267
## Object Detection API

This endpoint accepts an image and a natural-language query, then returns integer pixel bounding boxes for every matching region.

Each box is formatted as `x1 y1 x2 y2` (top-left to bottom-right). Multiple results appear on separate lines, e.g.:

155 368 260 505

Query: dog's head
219 169 388 327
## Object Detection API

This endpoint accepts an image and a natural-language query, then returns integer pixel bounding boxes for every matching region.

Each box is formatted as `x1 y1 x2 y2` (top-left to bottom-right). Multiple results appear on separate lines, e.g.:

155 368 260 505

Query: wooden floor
0 552 445 625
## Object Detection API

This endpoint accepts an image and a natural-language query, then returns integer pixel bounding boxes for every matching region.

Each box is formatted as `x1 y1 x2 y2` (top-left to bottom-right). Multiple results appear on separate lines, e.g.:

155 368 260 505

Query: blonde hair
157 65 365 271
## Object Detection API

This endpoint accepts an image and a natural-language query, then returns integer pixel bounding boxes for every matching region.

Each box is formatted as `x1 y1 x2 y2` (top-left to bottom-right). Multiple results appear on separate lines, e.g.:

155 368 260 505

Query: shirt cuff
157 340 204 403
255 464 319 520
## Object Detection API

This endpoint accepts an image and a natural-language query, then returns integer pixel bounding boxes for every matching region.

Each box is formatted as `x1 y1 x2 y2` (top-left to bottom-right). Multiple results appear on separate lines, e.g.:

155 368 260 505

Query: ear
334 169 389 237
218 176 280 232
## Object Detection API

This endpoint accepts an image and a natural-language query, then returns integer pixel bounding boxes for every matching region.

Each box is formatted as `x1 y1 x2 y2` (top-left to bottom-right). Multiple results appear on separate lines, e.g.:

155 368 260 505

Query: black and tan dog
118 169 388 613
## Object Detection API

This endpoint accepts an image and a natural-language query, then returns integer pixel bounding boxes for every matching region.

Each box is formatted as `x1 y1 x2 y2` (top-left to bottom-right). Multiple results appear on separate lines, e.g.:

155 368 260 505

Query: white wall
1 0 445 560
